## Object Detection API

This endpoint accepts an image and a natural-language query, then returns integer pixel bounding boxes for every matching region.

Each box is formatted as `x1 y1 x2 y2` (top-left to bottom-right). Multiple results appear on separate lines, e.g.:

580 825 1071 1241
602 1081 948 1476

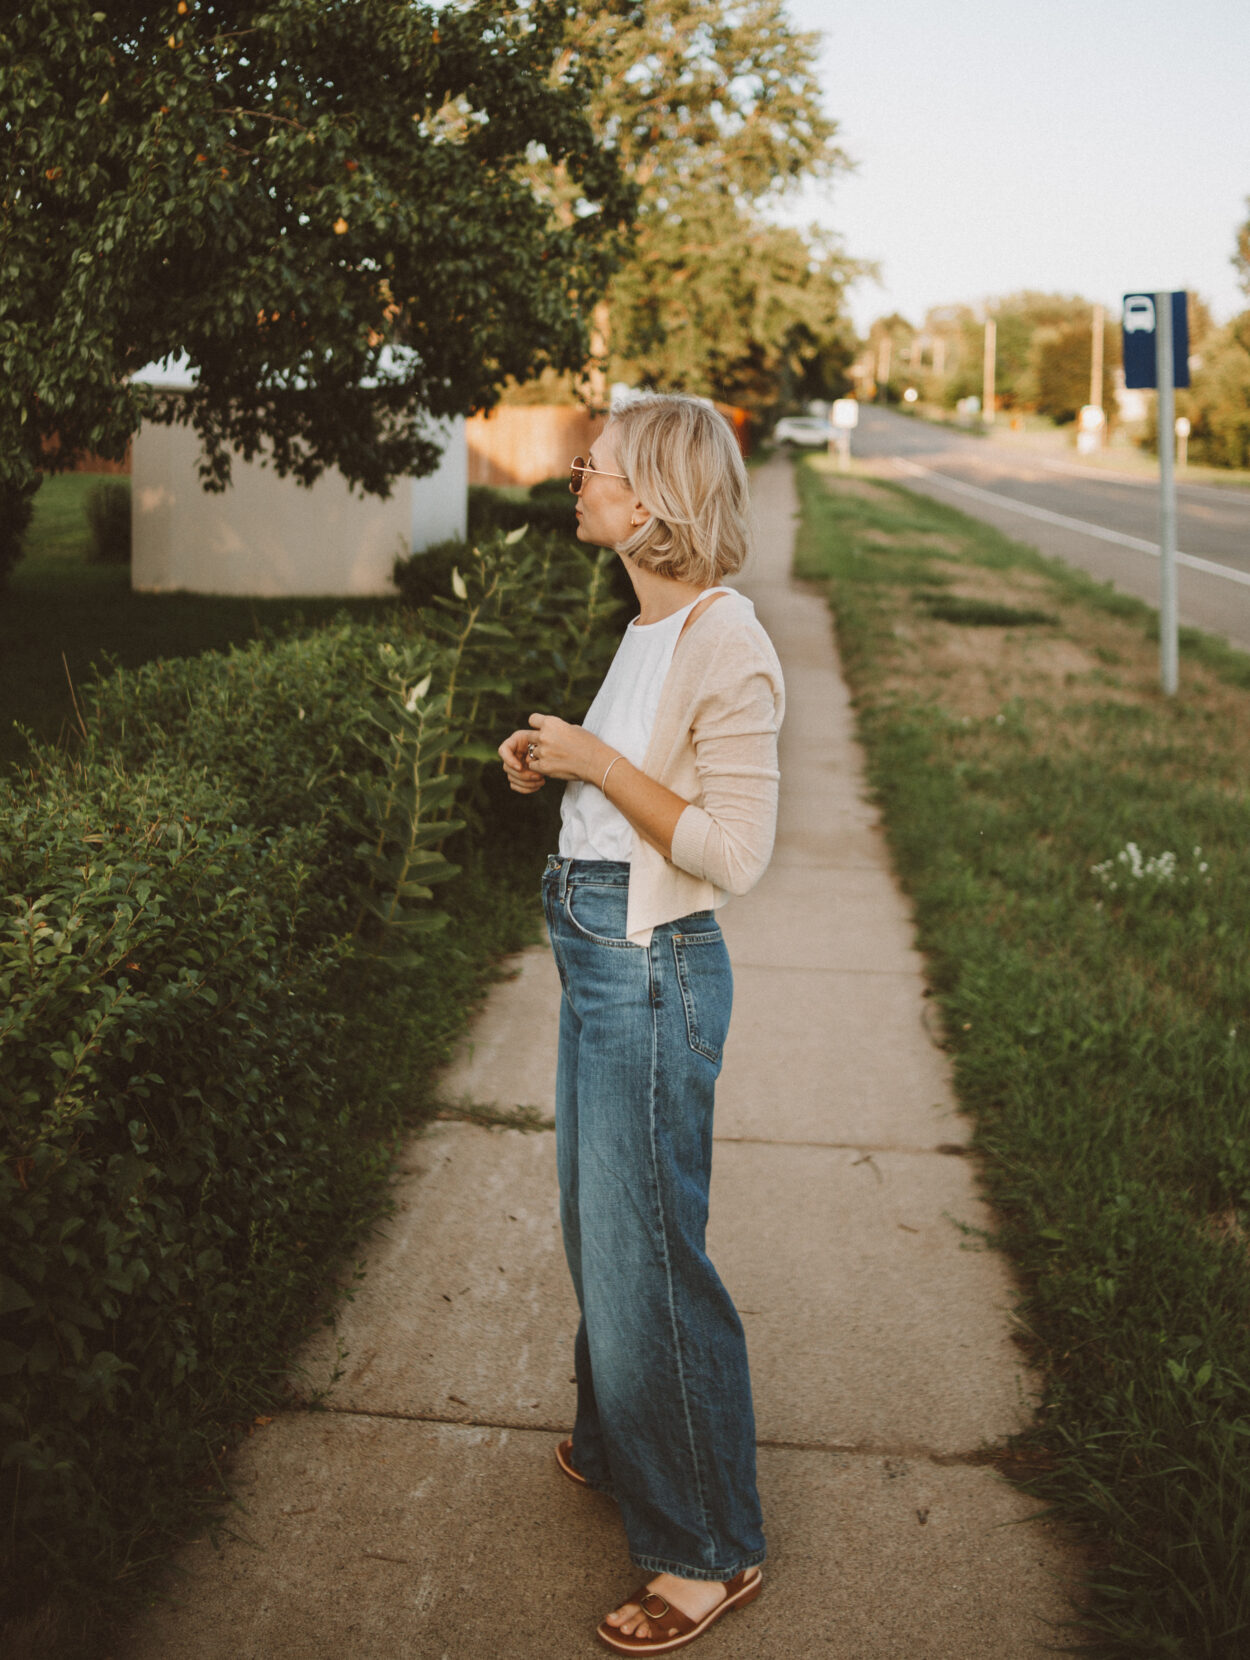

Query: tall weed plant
1 524 621 1647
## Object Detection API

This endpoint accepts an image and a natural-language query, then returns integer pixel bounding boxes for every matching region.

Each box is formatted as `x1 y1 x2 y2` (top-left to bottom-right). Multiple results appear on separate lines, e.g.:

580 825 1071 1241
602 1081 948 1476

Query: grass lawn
795 453 1250 1657
1 475 398 768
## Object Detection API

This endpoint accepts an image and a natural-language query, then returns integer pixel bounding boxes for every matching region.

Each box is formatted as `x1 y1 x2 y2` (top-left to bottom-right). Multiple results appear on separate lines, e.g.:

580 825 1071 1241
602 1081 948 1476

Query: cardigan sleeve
667 648 783 896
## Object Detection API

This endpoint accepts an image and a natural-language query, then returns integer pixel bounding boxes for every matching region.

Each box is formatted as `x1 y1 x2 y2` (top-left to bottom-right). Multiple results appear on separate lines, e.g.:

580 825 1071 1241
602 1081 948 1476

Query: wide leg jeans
542 855 765 1581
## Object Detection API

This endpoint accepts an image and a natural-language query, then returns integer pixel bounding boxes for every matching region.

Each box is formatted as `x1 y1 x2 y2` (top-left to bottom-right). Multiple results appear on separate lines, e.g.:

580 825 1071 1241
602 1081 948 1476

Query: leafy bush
84 480 132 564
0 478 38 586
468 477 578 541
1 762 355 1613
390 535 475 610
463 481 636 612
1 525 623 1643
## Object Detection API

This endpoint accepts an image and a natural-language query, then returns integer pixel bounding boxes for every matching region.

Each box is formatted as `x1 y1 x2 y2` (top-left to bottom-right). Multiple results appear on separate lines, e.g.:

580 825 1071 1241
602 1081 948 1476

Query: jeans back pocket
671 930 732 1063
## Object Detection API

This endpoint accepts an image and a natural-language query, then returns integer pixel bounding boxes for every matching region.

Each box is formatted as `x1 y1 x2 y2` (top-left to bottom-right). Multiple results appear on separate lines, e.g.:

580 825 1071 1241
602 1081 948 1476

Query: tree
861 312 916 401
1234 195 1250 296
1177 206 1250 470
1185 313 1250 469
0 1 634 512
568 0 857 417
1031 317 1119 425
929 292 1117 415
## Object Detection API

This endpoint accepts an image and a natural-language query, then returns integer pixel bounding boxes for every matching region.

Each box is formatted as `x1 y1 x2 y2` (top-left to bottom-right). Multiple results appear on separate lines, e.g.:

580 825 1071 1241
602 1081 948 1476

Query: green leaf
0 1275 35 1316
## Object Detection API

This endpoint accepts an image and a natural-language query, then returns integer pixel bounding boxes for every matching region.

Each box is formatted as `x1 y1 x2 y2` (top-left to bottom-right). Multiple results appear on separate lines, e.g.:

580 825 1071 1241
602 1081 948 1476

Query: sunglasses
569 455 629 495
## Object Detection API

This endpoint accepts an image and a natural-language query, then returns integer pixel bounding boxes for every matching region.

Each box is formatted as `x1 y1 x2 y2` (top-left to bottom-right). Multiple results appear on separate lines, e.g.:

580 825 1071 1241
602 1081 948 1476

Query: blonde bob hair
608 394 751 586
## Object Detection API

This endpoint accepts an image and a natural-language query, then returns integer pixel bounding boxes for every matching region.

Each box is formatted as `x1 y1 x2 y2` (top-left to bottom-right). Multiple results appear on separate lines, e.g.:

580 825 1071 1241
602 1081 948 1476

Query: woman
498 393 784 1654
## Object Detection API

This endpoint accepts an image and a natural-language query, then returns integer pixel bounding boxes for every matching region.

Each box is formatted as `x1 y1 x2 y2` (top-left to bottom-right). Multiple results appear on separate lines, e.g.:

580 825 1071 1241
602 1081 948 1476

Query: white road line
1033 454 1250 501
892 457 1250 590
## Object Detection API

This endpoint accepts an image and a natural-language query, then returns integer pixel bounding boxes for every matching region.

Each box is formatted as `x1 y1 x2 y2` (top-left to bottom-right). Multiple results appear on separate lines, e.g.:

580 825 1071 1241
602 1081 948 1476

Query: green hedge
1 766 355 1596
0 478 37 587
84 481 132 565
1 526 623 1644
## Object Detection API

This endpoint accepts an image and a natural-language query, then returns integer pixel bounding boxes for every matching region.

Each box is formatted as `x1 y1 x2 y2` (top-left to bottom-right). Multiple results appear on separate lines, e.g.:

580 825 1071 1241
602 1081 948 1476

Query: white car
772 415 837 446
1123 295 1156 333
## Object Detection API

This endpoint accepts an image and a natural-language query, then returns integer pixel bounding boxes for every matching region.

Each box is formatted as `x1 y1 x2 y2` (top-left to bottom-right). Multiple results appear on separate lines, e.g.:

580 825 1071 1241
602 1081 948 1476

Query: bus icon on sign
1124 295 1156 333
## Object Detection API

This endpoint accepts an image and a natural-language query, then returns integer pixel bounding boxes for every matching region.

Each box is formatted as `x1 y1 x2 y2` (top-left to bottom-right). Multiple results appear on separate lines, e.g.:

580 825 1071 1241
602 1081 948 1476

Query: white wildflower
1092 841 1210 894
405 671 433 711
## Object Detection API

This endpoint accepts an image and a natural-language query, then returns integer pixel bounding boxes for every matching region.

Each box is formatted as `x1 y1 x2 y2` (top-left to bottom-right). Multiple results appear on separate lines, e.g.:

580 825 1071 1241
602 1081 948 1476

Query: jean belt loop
558 857 572 902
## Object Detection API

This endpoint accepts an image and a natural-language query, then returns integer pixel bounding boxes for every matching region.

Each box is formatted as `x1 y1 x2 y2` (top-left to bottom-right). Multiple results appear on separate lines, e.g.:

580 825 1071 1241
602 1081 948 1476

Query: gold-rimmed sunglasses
569 455 629 495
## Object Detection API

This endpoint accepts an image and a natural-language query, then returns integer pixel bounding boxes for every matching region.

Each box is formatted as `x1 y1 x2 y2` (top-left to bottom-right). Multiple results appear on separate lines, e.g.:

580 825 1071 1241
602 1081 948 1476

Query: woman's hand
520 713 610 784
498 727 548 794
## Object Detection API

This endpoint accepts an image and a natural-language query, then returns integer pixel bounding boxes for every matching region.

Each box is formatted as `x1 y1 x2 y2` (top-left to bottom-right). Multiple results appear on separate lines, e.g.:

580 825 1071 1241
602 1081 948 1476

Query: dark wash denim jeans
542 855 766 1581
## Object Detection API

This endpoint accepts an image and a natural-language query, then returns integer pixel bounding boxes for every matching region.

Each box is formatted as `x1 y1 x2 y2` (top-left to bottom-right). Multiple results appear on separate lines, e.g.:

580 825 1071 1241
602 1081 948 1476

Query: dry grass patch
859 526 966 555
804 462 898 507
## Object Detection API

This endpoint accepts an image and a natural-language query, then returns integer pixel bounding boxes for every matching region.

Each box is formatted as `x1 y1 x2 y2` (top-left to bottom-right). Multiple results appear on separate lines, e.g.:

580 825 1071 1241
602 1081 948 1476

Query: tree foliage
0 1 634 502
1234 195 1250 298
571 0 857 415
1031 317 1119 425
1183 312 1250 470
915 292 1120 418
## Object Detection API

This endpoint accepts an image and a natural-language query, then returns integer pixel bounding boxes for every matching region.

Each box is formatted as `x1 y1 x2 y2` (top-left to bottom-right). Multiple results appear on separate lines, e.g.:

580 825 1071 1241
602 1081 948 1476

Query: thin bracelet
600 755 625 795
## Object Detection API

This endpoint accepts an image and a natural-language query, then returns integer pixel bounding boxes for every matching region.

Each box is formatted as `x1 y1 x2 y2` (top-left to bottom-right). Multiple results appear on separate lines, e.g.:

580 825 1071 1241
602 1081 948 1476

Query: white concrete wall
131 417 467 596
412 418 467 551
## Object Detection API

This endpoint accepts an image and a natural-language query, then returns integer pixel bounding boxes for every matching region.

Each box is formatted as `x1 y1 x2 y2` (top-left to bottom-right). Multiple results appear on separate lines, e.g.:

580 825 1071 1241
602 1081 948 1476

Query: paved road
850 406 1250 653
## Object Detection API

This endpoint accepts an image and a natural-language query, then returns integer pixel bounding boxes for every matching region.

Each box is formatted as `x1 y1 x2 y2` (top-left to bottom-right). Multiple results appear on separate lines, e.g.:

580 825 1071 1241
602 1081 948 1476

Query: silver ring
527 743 538 761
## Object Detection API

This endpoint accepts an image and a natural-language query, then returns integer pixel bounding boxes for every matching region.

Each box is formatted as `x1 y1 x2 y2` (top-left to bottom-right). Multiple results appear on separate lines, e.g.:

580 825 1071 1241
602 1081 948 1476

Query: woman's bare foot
603 1573 728 1640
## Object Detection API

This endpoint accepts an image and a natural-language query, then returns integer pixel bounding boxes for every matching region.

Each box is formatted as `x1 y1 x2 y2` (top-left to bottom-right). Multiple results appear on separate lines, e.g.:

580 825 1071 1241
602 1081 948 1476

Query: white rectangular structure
131 412 466 597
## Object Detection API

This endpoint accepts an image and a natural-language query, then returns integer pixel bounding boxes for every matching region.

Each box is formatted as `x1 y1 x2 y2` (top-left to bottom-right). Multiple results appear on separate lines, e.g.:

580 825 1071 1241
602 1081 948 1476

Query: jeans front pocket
564 881 637 949
671 928 732 1063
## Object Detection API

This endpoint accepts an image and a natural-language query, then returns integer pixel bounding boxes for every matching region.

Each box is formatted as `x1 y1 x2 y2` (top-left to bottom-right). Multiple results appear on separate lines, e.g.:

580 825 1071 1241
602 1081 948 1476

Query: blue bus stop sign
1122 292 1189 389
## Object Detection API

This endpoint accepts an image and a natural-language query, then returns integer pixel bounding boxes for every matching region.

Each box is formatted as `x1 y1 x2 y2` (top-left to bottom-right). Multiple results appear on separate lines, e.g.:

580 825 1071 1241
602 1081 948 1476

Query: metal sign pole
1155 291 1178 696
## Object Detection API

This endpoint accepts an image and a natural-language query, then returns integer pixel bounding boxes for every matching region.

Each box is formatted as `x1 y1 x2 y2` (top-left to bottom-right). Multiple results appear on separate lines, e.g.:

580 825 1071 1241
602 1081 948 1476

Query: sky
778 0 1250 334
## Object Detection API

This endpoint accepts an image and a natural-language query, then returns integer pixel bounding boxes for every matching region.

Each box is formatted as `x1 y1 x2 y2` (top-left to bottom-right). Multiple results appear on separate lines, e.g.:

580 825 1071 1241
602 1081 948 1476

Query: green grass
795 454 1250 1657
1 475 396 767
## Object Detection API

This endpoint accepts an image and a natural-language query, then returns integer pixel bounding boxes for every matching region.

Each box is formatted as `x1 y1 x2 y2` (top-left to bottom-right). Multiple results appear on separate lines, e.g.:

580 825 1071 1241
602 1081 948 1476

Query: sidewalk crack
279 1402 1029 1472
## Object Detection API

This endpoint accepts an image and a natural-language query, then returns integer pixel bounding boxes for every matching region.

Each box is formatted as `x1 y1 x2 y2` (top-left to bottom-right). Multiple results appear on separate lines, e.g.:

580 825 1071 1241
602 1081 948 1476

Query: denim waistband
543 855 629 900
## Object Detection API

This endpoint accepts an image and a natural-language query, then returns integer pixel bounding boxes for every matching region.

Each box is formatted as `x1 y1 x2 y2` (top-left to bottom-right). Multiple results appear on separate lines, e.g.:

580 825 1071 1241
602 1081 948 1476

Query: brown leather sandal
596 1566 763 1654
555 1437 589 1487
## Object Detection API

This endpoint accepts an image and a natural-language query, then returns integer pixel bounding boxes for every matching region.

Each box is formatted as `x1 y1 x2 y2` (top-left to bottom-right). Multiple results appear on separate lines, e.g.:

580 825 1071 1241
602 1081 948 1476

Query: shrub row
1 522 622 1643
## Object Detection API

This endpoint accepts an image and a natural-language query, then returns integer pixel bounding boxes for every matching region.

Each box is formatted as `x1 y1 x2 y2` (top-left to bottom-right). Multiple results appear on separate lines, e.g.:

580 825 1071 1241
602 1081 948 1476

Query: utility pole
982 318 996 422
876 335 892 394
1156 292 1178 696
1090 303 1105 439
1121 288 1189 697
933 335 946 377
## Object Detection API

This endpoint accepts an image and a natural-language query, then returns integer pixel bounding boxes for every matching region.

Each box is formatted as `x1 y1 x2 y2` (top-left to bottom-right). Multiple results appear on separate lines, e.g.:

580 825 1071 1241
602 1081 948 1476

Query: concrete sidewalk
125 456 1080 1659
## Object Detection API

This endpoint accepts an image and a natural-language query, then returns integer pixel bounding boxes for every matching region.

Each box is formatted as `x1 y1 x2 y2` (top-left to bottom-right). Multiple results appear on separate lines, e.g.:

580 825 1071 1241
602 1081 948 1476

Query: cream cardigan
622 589 785 945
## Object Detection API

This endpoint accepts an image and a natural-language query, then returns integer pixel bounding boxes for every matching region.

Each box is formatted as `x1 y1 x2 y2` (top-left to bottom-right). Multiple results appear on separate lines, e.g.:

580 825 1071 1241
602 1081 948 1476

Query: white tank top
559 589 734 861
